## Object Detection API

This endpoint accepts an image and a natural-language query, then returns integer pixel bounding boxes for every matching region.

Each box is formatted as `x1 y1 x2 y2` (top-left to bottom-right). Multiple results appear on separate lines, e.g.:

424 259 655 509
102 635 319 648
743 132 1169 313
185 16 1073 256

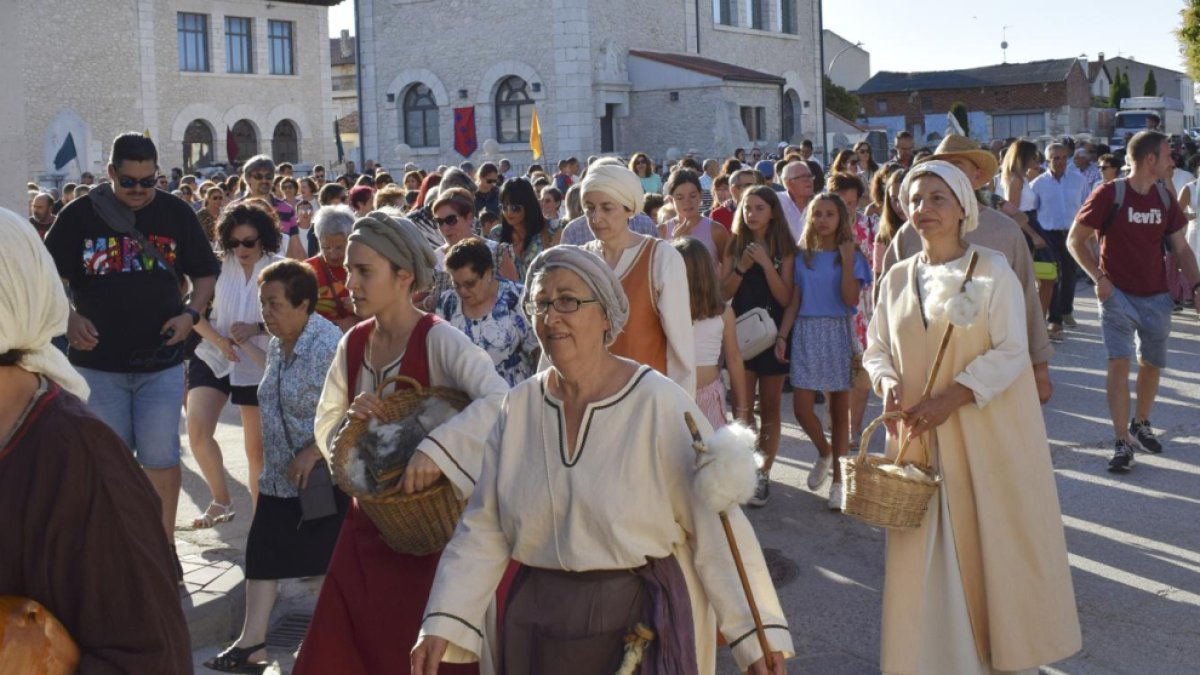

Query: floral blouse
437 278 539 387
851 212 877 350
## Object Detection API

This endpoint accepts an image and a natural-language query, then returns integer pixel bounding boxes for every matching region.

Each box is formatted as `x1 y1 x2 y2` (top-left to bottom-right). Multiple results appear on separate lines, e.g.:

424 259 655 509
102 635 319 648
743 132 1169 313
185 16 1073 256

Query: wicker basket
839 411 940 529
332 375 472 555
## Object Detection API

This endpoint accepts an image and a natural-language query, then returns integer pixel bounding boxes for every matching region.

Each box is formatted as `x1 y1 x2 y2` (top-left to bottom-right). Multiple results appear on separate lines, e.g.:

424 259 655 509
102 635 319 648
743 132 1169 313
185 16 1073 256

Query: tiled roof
336 111 359 134
856 58 1079 94
330 36 356 66
628 50 786 84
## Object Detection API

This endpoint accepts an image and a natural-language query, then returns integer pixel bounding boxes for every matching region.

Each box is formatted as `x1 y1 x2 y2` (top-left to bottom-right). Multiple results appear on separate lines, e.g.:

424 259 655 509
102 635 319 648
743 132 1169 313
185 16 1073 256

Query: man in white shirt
779 160 814 242
1070 147 1102 191
1032 142 1090 338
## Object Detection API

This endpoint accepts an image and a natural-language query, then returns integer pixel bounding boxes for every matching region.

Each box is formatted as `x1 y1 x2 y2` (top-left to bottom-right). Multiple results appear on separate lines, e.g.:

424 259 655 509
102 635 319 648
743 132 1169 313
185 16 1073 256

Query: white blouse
581 236 697 397
203 253 283 386
314 320 509 499
420 366 794 673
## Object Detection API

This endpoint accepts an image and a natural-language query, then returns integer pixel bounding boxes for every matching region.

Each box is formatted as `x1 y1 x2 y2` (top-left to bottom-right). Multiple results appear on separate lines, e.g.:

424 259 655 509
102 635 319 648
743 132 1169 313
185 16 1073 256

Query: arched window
403 84 440 148
782 90 800 142
183 119 214 172
272 119 299 163
231 119 258 164
495 76 533 144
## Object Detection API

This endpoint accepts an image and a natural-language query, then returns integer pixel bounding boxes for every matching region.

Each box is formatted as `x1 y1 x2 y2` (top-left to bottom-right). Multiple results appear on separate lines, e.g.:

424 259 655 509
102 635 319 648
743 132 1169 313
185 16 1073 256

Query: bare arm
762 253 794 307
838 243 861 308
721 307 751 423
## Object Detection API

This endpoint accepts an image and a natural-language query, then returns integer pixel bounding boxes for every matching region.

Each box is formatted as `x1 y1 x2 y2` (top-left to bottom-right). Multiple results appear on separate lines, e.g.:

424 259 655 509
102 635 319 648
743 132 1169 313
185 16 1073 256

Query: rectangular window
268 20 294 75
740 106 767 141
921 97 933 114
779 0 796 34
225 17 253 74
714 0 735 26
875 99 887 113
755 107 767 140
749 0 765 29
177 13 209 72
992 113 1045 138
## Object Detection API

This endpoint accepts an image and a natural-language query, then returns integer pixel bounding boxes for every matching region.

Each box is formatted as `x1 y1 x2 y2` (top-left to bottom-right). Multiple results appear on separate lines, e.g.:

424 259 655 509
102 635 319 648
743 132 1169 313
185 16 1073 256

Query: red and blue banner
453 106 478 157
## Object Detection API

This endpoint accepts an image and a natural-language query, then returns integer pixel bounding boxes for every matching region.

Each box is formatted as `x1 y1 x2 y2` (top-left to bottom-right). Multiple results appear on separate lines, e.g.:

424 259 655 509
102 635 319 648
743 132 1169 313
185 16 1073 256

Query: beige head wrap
899 160 979 234
580 162 644 213
520 246 630 346
0 208 89 398
348 210 437 291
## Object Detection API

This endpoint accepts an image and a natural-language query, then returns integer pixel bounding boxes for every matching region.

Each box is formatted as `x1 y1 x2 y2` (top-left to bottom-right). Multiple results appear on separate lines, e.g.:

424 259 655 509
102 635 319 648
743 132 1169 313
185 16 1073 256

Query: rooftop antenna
1001 26 1010 63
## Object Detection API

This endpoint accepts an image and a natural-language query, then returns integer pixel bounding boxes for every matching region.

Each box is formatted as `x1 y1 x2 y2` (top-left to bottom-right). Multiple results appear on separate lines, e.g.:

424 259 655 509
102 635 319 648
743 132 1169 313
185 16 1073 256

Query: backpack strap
1099 178 1126 239
344 318 375 405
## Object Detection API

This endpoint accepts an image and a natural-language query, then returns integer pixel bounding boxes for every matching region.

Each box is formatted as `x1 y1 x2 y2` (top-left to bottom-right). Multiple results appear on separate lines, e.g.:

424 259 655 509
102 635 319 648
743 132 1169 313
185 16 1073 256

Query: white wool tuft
922 267 990 328
694 422 759 513
343 446 372 494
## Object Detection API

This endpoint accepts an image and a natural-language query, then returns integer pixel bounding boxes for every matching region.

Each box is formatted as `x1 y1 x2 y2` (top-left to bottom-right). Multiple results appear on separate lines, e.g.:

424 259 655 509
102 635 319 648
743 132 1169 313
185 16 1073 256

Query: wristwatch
182 307 200 325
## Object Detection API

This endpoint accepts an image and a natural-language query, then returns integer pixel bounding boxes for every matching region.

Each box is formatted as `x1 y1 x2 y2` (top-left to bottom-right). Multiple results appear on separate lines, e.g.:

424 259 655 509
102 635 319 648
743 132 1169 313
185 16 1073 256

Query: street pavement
181 288 1200 674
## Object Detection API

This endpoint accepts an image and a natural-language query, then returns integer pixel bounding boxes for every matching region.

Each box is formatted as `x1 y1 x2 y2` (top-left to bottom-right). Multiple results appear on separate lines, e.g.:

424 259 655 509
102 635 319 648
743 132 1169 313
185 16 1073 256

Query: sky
328 0 1191 76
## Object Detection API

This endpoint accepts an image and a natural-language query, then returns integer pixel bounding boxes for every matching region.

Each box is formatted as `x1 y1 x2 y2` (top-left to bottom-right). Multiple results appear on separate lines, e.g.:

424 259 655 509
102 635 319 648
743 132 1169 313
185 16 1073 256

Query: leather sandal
191 500 236 529
203 642 267 673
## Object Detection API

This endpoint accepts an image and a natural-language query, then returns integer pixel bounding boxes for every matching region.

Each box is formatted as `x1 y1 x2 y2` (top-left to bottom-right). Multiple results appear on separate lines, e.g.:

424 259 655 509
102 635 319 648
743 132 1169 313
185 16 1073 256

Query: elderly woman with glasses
187 200 286 526
292 211 508 675
864 161 1080 674
305 205 359 332
411 246 793 675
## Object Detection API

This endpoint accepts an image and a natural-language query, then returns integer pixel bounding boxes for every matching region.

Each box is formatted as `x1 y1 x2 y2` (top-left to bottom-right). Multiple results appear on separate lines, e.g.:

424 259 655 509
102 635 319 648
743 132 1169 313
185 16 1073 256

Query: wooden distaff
895 250 980 464
684 413 775 671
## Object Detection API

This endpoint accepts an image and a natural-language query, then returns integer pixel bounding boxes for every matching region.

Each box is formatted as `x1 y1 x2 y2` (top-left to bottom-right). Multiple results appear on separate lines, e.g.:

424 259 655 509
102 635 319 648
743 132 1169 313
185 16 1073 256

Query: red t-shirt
1075 180 1185 296
710 202 735 230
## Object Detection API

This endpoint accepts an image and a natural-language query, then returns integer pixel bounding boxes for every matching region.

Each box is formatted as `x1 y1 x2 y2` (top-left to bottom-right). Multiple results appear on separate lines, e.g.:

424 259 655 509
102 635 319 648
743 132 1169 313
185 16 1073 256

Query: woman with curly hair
629 152 662 194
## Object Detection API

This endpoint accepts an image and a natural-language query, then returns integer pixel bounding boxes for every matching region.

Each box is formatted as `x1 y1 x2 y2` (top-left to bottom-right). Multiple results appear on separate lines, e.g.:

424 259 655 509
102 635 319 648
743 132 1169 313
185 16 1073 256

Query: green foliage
950 102 969 135
1119 70 1132 100
1108 67 1122 108
823 76 861 121
1177 1 1200 81
1143 70 1158 96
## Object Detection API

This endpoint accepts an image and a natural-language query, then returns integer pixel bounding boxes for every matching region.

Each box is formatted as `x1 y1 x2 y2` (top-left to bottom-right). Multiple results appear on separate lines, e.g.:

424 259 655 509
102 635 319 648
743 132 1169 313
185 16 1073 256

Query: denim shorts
1098 288 1172 368
78 364 185 469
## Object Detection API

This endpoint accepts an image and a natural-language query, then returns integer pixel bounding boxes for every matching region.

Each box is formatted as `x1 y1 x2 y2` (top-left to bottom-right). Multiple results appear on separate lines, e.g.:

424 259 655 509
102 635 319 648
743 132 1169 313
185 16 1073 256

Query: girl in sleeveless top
294 211 510 675
721 185 797 507
664 169 731 275
671 236 748 429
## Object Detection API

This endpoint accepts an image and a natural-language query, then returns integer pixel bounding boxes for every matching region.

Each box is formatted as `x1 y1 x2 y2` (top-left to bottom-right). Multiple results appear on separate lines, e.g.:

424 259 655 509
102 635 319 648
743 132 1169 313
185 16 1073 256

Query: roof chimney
340 29 352 59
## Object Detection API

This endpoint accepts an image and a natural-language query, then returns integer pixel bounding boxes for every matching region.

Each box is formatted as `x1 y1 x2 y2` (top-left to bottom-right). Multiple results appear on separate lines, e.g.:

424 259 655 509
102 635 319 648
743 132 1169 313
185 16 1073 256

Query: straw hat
928 134 998 181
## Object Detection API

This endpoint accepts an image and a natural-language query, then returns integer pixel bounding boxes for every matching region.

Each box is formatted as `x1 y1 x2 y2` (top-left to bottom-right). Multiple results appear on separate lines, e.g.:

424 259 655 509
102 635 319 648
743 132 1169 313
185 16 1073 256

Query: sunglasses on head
118 175 158 189
434 214 461 227
225 237 260 249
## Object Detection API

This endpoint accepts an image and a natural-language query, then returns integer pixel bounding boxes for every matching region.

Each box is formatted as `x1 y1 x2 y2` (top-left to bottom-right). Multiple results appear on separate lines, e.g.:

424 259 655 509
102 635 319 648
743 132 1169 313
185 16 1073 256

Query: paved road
183 291 1200 674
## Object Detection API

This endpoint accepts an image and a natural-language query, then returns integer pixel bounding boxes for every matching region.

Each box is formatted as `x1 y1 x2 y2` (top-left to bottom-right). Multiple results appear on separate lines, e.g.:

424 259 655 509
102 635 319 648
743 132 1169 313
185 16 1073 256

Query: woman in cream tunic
864 161 1080 675
412 246 792 675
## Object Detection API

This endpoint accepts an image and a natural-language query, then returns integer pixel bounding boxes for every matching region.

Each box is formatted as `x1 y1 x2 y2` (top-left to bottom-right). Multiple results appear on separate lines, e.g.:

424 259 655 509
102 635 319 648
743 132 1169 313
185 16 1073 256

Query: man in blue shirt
1032 142 1090 339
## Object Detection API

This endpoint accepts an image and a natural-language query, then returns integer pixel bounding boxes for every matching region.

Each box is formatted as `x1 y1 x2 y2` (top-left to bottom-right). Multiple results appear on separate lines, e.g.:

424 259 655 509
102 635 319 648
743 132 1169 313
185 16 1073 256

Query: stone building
856 58 1099 145
354 0 825 171
9 0 337 193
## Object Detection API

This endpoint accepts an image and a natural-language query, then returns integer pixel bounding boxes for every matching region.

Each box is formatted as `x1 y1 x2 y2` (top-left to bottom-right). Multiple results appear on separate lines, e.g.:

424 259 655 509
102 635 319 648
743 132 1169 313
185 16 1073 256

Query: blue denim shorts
78 364 186 469
1098 289 1172 368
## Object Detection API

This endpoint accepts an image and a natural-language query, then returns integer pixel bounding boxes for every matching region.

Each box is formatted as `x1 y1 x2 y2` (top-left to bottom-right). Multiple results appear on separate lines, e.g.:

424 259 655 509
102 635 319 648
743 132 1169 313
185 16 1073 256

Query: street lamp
826 41 863 77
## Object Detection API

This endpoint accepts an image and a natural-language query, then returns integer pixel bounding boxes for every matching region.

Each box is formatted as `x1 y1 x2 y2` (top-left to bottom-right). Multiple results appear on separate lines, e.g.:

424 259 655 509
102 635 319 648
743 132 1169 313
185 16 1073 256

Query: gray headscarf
520 246 630 346
349 210 437 291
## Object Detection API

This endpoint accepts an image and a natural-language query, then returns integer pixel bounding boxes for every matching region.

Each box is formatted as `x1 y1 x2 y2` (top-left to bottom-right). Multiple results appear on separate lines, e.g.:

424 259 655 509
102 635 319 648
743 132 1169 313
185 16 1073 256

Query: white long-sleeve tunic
313 319 509 500
420 365 794 673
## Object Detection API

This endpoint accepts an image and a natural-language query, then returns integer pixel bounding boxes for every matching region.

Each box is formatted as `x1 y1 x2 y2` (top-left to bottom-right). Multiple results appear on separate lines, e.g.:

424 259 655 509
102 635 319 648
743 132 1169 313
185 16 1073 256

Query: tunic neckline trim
541 365 653 467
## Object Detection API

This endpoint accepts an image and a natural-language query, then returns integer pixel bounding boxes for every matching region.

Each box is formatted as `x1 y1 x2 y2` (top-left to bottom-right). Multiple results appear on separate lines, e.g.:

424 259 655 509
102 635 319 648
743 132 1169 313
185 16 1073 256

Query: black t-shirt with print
45 191 221 373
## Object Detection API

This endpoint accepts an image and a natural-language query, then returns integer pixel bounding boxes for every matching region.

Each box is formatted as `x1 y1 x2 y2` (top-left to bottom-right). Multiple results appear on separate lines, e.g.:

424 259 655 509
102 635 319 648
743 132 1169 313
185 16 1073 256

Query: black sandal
202 642 268 673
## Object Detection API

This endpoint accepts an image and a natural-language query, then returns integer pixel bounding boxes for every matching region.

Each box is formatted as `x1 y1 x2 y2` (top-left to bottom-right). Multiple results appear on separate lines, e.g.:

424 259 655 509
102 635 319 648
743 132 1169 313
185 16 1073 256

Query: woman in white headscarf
578 160 696 397
0 207 192 673
864 162 1080 674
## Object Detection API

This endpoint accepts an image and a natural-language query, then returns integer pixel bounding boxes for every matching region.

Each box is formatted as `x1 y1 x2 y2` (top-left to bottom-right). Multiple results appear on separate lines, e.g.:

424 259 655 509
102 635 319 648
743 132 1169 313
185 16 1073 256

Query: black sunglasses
434 214 461 227
502 203 524 213
249 172 274 181
118 175 158 189
225 237 260 249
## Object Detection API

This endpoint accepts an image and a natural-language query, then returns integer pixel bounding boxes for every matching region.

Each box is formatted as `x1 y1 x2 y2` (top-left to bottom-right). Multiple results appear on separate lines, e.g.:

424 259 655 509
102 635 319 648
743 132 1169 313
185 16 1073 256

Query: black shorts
186 356 260 407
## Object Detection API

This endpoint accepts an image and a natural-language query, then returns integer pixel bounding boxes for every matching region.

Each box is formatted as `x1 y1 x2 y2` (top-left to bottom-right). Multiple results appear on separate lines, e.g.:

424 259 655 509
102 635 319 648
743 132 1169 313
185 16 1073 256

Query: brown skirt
502 566 644 675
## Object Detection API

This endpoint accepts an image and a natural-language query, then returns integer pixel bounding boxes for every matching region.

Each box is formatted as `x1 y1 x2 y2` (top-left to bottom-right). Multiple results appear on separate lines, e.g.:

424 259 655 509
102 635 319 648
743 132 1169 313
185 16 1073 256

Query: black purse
276 360 338 523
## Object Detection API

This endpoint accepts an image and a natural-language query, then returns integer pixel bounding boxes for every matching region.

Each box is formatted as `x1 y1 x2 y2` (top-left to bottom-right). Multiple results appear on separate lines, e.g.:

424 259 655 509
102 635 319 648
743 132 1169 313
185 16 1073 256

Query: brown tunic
608 238 669 374
0 379 193 674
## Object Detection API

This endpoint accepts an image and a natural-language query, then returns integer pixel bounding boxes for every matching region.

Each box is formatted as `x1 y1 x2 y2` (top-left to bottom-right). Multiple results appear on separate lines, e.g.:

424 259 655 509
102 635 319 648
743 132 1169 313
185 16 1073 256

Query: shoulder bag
275 357 338 522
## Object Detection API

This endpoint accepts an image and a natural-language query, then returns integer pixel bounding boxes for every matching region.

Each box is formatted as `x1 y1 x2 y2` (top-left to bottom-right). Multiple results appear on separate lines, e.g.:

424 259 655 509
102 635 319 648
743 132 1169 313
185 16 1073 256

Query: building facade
14 0 337 191
857 58 1099 145
355 0 824 172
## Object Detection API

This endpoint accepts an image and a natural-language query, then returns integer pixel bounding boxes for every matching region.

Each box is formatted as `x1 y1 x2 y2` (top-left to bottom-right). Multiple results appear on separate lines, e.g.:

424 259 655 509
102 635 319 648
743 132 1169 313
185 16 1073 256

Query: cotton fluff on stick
921 266 991 328
692 422 759 513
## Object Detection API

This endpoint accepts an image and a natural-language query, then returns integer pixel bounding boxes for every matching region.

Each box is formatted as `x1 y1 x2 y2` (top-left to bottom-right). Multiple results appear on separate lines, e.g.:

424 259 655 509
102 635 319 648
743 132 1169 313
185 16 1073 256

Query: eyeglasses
249 172 274 181
452 275 484 291
117 175 158 189
524 296 601 316
502 203 524 213
225 237 260 249
482 178 498 185
635 159 648 165
434 214 461 227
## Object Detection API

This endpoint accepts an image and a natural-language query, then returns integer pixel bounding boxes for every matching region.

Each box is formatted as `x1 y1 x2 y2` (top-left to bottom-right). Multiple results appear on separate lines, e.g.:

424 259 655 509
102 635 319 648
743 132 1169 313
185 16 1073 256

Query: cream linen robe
864 246 1081 673
420 366 794 673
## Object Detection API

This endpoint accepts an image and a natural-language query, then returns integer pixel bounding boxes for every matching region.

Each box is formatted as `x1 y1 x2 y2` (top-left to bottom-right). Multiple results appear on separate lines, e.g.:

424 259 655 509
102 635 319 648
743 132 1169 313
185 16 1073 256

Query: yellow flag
143 129 151 139
529 107 543 160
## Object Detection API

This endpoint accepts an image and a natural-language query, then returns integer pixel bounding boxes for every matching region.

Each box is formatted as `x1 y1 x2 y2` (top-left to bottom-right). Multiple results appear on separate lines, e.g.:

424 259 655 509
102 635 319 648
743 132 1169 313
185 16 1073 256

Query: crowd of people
3 123 1197 674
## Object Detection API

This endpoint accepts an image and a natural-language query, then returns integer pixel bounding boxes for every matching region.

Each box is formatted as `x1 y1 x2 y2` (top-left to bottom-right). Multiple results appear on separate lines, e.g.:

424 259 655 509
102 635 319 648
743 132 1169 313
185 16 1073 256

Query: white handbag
735 307 778 359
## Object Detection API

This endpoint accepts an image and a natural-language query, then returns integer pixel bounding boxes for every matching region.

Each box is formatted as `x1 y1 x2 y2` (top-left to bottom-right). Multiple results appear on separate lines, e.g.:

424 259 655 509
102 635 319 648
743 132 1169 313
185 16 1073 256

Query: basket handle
853 411 909 464
375 375 424 398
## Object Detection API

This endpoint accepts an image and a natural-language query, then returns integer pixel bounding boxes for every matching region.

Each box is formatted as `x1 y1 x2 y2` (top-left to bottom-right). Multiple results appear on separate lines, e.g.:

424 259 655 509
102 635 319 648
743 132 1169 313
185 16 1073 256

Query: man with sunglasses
45 133 220 563
475 161 502 217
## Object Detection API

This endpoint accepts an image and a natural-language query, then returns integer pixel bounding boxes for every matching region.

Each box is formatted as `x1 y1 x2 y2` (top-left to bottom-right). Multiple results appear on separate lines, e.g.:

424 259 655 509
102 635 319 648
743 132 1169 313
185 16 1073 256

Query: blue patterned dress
438 278 540 386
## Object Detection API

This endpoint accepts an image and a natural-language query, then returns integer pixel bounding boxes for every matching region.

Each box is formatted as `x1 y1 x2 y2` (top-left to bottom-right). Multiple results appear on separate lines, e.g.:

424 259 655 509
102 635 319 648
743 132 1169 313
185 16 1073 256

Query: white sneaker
747 471 770 508
828 482 845 511
807 455 833 490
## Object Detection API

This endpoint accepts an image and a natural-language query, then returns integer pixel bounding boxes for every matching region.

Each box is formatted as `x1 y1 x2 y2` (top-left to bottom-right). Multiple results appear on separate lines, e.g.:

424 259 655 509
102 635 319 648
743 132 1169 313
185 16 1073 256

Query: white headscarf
0 208 89 398
899 160 980 234
580 162 644 214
